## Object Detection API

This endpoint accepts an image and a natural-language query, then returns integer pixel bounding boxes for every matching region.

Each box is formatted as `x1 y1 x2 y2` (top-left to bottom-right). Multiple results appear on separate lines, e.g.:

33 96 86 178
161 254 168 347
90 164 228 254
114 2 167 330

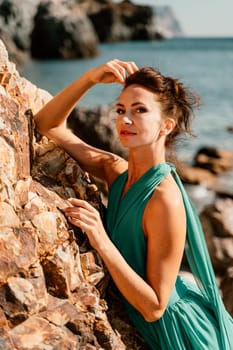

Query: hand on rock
63 198 109 251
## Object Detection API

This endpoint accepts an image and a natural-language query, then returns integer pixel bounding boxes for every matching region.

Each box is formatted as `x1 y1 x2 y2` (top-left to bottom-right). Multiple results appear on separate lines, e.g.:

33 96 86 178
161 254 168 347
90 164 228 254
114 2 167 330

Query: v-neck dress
106 162 233 349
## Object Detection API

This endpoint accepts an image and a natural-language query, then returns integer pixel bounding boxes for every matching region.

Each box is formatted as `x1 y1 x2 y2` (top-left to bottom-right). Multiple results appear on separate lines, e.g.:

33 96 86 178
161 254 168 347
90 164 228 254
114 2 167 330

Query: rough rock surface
0 39 149 349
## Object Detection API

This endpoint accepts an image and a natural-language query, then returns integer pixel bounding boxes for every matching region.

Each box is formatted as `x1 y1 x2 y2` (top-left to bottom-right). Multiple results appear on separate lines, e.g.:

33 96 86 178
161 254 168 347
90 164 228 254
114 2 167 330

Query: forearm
98 240 162 322
63 198 162 321
34 71 95 134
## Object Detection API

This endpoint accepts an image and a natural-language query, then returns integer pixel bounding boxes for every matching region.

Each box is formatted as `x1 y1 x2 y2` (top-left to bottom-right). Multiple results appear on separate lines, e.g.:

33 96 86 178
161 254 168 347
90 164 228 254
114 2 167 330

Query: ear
159 118 176 136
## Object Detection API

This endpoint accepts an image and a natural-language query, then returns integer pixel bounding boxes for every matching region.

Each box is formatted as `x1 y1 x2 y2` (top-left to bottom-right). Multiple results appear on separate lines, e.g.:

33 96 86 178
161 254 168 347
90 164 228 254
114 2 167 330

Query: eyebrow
115 102 145 107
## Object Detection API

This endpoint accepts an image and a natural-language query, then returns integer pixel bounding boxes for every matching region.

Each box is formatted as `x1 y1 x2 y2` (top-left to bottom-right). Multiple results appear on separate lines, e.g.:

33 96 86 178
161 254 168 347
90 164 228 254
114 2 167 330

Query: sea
22 37 233 163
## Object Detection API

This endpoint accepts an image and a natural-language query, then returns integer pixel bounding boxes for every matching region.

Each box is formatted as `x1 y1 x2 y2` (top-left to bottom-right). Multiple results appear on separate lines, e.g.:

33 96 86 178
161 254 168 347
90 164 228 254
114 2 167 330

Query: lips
120 130 137 135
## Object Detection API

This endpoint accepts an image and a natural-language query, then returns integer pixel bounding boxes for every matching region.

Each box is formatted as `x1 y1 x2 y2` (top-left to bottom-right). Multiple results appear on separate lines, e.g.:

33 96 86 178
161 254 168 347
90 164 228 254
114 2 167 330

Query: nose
122 111 133 124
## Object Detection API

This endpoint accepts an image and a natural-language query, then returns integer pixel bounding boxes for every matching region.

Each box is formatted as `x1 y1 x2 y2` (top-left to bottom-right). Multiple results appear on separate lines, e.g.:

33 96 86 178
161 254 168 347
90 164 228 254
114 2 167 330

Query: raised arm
34 59 138 185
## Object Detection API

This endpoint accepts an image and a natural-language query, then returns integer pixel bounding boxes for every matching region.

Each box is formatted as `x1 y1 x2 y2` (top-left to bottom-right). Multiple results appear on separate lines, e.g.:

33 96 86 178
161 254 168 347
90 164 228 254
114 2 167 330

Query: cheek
145 121 163 139
115 118 121 135
144 118 161 132
115 117 121 137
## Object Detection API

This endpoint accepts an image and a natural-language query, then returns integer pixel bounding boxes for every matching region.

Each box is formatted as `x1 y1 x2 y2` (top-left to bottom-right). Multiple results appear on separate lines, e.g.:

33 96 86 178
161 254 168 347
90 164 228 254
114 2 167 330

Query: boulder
30 0 99 59
78 0 155 42
200 198 233 274
0 0 40 50
177 160 217 185
0 30 26 70
177 149 233 200
194 146 233 174
210 170 233 198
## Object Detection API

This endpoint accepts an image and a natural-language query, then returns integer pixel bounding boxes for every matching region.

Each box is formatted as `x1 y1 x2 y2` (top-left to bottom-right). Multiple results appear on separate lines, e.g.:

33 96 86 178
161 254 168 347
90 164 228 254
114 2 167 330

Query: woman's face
115 84 165 149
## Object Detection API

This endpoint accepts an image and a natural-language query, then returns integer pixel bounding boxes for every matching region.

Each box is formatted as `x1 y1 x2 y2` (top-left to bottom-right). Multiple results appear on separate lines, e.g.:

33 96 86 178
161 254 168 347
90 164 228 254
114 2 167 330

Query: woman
34 59 233 349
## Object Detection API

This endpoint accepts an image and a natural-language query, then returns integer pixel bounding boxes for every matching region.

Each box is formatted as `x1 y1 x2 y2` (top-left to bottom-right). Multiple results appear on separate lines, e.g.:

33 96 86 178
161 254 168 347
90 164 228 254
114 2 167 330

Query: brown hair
124 67 200 149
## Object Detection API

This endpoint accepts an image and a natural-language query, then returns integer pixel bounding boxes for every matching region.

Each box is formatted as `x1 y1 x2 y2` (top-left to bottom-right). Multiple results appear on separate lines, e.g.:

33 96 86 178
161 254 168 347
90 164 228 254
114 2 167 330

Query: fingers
67 215 88 232
105 60 125 84
64 200 91 218
67 198 94 211
63 198 107 250
108 59 138 84
114 59 138 75
89 58 138 85
63 198 98 226
64 205 92 233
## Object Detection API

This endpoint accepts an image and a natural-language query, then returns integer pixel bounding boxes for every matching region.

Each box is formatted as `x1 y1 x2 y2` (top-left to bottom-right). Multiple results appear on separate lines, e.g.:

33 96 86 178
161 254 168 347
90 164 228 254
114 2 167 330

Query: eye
135 106 147 114
115 108 125 115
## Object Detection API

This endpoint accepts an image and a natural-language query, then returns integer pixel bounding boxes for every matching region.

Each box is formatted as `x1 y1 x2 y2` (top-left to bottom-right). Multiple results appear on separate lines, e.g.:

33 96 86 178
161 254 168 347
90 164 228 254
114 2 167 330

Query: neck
127 144 166 184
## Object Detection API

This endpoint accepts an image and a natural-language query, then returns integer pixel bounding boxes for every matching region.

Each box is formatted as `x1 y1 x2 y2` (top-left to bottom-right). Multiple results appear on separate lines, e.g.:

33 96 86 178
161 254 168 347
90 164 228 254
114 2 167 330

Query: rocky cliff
0 0 183 63
0 39 150 349
152 5 183 38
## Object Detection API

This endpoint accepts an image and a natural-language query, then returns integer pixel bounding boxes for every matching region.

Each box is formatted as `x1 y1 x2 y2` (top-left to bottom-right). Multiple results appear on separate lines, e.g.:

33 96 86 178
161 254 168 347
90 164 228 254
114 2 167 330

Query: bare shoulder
143 173 186 237
153 173 183 209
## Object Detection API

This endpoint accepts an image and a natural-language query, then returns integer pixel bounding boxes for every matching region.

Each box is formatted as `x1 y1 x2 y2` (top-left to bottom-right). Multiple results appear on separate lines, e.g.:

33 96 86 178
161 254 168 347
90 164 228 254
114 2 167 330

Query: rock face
152 5 183 38
0 0 40 51
98 0 155 41
0 0 183 62
0 40 149 349
30 0 99 59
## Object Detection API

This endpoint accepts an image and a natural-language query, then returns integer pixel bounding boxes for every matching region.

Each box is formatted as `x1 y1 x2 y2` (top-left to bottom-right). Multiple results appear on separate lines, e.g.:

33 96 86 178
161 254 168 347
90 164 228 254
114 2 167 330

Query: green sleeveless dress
106 162 233 349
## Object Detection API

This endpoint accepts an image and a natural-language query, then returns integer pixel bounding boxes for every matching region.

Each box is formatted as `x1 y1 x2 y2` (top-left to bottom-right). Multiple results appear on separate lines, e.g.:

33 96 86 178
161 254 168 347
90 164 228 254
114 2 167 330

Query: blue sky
121 0 233 37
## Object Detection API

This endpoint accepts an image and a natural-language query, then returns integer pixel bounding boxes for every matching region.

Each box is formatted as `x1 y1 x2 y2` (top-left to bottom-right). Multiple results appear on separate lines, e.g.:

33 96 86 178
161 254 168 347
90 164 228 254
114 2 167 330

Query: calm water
23 38 233 161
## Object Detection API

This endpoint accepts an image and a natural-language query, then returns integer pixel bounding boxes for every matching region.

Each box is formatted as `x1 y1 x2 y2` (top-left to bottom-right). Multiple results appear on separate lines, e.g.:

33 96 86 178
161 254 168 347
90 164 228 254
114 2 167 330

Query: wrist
96 236 114 257
83 69 98 85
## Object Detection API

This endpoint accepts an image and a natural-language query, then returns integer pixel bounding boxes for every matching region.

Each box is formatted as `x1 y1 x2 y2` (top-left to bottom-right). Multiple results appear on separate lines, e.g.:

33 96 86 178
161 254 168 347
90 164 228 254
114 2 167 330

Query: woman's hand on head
87 59 138 85
63 198 109 251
